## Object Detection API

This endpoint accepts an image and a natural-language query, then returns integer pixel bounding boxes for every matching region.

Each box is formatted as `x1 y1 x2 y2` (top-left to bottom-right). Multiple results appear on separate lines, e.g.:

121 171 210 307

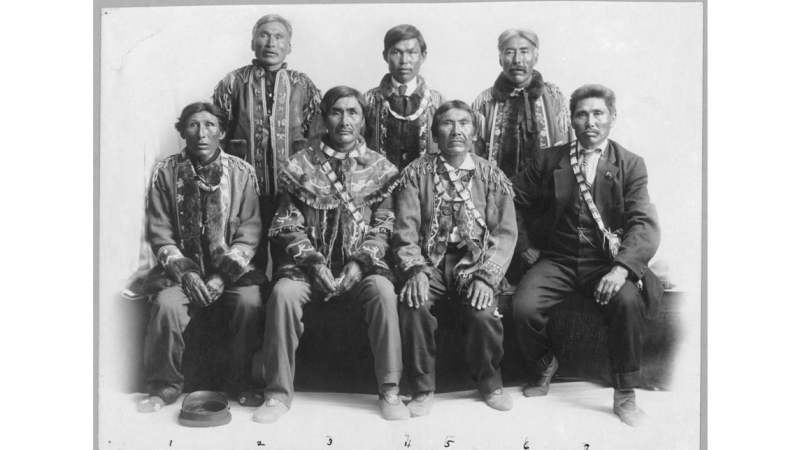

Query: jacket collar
491 70 544 102
378 73 428 98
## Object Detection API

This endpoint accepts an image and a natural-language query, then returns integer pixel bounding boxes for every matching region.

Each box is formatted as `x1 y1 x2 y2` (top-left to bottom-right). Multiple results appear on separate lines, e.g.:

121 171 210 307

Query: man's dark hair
174 102 228 136
382 24 427 59
431 100 478 133
569 84 617 117
320 86 368 117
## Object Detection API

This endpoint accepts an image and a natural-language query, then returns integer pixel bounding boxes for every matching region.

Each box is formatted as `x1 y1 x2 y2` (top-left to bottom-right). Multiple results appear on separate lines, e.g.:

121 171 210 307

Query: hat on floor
178 391 232 427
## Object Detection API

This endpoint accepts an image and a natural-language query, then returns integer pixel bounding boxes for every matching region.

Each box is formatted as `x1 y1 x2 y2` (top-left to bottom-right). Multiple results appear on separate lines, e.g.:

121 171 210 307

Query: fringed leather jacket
128 149 263 296
269 138 399 283
391 154 518 293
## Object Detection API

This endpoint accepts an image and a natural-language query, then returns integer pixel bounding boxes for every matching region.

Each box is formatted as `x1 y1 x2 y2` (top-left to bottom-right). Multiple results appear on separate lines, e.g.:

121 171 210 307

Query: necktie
580 148 600 187
399 84 408 114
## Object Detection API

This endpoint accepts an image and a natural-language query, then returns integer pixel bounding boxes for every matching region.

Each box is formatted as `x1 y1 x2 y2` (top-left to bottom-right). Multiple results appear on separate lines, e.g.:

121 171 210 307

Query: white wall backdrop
99 0 703 405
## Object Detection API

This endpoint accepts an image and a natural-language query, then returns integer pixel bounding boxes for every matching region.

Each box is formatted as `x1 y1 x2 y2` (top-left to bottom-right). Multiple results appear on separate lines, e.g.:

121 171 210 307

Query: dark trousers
512 254 645 389
143 285 264 399
399 248 505 395
262 275 401 407
252 195 280 277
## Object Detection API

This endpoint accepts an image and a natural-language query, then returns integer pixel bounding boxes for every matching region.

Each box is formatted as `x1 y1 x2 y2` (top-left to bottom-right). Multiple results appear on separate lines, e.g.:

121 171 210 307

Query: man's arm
210 162 261 286
392 170 432 308
212 71 240 150
340 194 396 293
470 172 518 292
300 75 325 142
613 155 660 281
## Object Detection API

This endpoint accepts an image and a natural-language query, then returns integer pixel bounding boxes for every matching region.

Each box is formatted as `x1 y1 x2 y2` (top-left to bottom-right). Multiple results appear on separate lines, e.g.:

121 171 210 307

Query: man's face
251 21 291 70
572 97 616 149
183 111 226 163
432 108 477 157
499 36 538 87
324 96 365 149
385 38 427 85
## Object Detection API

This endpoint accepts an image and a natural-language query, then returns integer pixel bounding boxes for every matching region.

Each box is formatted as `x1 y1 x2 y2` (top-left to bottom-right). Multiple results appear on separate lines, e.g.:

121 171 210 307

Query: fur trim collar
491 70 544 102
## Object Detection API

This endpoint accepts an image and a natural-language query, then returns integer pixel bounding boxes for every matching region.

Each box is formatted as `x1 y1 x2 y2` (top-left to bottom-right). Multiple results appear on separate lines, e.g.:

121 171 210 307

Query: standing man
254 87 407 424
392 101 517 416
213 14 324 270
364 24 446 171
130 102 264 413
472 28 572 178
511 85 662 427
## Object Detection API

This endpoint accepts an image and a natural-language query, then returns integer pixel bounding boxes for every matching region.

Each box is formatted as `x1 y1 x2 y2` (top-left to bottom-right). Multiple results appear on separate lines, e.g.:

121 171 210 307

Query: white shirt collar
391 75 418 96
577 138 609 156
442 154 475 172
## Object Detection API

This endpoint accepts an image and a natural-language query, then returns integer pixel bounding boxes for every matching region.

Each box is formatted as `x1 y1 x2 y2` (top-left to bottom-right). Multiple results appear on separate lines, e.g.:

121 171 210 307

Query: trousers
261 275 401 407
143 285 264 399
512 254 645 389
398 248 505 395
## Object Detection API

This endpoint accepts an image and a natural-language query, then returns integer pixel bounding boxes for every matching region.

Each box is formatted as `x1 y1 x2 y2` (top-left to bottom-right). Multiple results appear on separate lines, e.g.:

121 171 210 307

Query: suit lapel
593 143 619 217
553 150 574 229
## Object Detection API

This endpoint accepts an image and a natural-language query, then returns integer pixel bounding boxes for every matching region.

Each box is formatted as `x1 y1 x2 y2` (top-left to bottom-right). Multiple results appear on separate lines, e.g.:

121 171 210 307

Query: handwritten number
523 437 530 449
257 441 265 447
404 434 411 448
169 440 172 447
444 436 455 448
583 445 590 450
327 436 332 446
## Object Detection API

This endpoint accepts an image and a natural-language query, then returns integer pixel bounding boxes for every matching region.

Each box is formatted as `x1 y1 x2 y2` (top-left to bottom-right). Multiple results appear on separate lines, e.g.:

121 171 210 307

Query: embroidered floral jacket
364 74 446 171
128 149 263 295
391 154 518 293
269 139 399 284
472 72 572 177
212 62 324 197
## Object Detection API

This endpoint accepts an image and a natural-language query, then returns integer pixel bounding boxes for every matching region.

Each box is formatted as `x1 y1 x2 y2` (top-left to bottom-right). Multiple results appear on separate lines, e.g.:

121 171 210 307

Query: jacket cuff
471 261 506 290
163 257 201 283
350 241 387 273
274 265 310 284
212 244 256 285
286 239 326 268
401 263 432 282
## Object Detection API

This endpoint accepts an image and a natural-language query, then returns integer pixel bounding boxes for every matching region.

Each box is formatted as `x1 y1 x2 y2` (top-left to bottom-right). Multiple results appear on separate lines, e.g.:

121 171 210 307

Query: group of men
128 14 661 428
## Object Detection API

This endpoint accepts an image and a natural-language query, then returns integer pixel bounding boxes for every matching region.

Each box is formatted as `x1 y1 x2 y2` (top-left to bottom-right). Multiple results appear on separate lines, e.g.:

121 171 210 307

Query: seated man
254 86 406 423
131 102 264 412
511 85 662 427
392 100 518 416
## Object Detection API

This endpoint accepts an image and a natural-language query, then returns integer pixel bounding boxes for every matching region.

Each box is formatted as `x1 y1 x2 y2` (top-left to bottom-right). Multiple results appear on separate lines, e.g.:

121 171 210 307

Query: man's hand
400 272 429 309
205 274 225 303
310 264 337 294
521 247 541 266
594 265 629 305
468 279 494 310
338 260 364 294
181 272 213 307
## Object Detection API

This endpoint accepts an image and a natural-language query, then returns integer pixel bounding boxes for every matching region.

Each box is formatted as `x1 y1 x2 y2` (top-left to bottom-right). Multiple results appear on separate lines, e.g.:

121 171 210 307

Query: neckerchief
568 141 621 257
319 141 367 233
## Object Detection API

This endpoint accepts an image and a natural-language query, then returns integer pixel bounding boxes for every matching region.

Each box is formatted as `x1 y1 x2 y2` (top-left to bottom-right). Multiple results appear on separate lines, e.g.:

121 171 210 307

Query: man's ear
220 130 227 141
420 50 427 64
610 113 617 129
250 39 255 52
286 41 292 56
432 129 439 144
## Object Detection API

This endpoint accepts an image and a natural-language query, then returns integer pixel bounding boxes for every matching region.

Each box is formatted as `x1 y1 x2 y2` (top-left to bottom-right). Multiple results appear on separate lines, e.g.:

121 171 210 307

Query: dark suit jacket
511 139 663 315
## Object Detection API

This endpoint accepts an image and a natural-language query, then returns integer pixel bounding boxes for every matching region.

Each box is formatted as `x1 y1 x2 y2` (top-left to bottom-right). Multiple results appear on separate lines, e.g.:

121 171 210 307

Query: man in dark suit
511 84 660 427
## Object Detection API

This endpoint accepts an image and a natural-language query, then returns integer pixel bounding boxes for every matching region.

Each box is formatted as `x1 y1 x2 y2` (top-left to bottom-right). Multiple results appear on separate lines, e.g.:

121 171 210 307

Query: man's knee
268 278 311 309
464 303 503 332
610 282 645 316
359 275 397 305
151 286 188 315
511 287 547 326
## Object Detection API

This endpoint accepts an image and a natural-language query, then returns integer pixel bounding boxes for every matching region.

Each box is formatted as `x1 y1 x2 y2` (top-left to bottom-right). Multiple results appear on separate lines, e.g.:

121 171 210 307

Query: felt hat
178 391 232 427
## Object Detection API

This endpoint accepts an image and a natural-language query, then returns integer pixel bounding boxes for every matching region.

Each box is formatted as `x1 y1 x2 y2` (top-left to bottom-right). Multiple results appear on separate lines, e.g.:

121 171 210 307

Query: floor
98 380 701 450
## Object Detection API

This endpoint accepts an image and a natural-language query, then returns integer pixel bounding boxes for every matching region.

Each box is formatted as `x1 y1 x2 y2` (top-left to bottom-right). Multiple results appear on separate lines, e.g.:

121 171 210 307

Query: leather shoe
407 391 434 418
523 356 559 397
253 398 289 424
613 389 648 427
379 394 410 421
482 388 513 411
